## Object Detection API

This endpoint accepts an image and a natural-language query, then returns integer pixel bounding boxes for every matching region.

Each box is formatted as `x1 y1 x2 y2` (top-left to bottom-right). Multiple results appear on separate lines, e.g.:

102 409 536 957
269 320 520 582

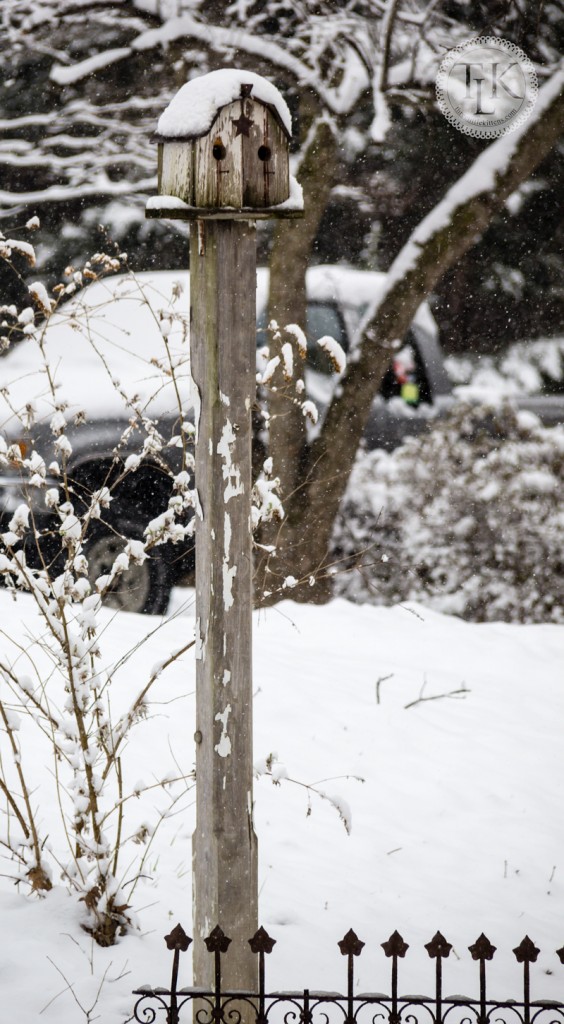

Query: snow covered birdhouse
150 69 297 216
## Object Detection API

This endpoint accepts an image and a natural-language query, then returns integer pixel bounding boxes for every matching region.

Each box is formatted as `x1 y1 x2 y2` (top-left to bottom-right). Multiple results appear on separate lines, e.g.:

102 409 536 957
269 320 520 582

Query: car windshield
257 300 347 375
0 272 192 431
1 267 438 435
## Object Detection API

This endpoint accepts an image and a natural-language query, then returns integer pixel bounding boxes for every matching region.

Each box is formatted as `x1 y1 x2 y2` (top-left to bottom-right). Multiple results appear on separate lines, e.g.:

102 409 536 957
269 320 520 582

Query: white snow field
0 587 562 1020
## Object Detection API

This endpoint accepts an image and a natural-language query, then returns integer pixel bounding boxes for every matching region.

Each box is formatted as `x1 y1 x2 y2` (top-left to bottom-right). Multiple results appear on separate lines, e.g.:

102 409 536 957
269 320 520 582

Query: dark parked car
1 267 561 613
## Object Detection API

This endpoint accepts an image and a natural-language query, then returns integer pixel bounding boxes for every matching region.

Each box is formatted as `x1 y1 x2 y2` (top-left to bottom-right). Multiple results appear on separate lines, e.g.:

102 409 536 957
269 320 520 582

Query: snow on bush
332 401 564 623
0 230 198 946
446 336 564 396
0 227 333 946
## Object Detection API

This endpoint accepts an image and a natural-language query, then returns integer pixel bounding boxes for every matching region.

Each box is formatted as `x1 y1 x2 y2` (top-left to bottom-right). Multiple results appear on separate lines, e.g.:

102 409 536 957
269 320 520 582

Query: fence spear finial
165 923 192 952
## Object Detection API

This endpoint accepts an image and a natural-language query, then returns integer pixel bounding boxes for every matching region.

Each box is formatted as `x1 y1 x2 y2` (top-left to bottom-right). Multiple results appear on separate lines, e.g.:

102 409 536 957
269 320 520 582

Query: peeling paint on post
146 68 302 999
191 218 258 990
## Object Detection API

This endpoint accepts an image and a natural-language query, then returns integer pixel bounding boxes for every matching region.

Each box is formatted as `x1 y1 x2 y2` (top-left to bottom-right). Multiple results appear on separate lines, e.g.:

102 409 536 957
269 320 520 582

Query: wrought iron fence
132 923 564 1024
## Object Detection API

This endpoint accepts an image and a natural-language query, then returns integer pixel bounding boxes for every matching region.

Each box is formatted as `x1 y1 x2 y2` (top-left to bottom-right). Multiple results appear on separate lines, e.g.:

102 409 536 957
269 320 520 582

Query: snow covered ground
0 586 562 1021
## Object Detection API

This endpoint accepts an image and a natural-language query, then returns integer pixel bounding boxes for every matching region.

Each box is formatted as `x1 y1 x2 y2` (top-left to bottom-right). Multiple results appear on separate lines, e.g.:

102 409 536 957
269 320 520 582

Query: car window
379 332 432 405
305 302 348 374
257 301 348 376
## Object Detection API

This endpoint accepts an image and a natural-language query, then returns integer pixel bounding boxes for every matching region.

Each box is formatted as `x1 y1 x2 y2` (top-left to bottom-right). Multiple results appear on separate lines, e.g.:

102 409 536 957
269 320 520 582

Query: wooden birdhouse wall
240 98 289 207
158 142 192 203
195 103 245 208
158 94 290 210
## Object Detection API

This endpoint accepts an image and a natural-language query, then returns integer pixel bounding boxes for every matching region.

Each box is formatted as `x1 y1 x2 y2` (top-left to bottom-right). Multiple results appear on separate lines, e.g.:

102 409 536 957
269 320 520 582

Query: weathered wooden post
146 68 302 992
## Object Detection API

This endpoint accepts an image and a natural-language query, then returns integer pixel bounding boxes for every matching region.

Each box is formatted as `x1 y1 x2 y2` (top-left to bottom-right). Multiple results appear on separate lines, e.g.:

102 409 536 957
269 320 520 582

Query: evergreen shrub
332 402 564 623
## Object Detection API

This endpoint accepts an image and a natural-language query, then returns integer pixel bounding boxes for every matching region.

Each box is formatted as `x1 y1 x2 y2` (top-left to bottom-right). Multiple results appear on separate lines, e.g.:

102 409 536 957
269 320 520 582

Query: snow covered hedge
332 402 564 623
446 336 564 397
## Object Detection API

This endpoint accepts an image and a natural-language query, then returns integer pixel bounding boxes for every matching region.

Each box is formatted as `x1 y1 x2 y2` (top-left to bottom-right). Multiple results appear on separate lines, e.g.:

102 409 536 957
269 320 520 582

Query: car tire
84 520 172 616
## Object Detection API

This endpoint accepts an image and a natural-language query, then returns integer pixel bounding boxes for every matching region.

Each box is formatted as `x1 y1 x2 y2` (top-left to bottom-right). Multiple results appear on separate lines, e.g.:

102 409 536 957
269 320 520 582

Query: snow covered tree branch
1 0 515 219
2 1 563 610
259 64 564 603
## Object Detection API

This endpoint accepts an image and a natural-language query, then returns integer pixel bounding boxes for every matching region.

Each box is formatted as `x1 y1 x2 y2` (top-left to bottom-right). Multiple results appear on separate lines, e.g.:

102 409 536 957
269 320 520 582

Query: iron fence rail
132 924 564 1024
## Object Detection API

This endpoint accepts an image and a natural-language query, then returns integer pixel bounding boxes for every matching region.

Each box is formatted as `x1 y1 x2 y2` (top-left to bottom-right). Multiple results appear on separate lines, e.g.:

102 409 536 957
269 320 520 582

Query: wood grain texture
242 103 289 208
195 105 244 208
190 219 258 992
159 141 193 203
157 97 290 212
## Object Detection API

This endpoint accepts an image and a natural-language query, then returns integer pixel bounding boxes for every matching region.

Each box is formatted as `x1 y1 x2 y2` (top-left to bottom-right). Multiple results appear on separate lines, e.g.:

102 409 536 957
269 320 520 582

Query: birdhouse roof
156 68 292 141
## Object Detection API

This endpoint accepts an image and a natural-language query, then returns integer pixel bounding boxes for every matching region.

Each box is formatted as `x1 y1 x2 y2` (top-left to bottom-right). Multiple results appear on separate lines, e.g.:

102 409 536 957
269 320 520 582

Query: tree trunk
255 90 338 601
270 69 564 604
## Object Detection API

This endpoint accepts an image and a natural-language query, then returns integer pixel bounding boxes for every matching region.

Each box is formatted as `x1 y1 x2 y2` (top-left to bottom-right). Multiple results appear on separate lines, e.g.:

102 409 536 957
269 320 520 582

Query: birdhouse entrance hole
152 71 303 214
212 139 227 161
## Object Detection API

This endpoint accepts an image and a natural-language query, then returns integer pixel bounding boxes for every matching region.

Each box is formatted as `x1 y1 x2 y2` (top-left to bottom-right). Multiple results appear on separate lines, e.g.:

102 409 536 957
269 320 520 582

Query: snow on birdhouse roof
156 68 292 141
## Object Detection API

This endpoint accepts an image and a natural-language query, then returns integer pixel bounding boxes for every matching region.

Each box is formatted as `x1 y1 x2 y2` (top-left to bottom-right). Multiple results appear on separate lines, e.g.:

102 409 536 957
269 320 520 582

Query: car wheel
85 522 171 616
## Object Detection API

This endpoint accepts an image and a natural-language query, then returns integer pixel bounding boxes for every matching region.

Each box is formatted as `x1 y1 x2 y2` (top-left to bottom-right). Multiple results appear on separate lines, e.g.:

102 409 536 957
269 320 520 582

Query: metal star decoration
232 112 254 137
